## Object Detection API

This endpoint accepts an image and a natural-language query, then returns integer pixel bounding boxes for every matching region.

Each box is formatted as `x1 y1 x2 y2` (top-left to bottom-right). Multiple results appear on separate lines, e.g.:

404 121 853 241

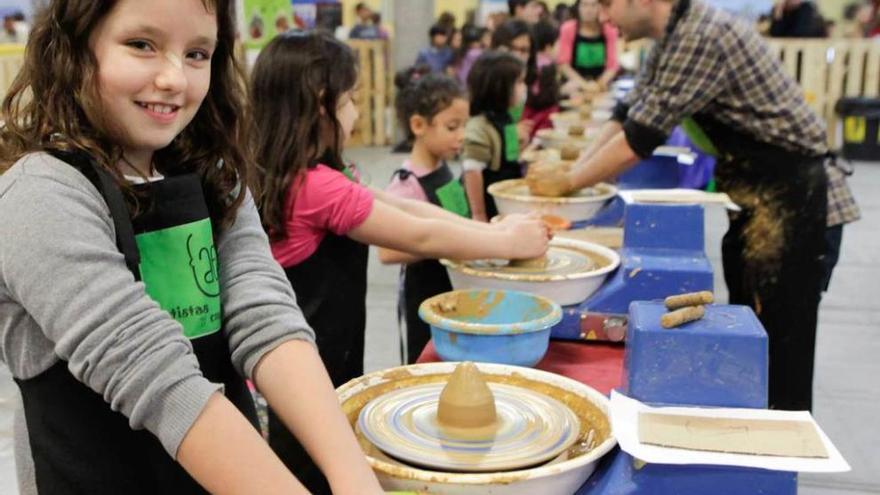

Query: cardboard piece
638 412 830 459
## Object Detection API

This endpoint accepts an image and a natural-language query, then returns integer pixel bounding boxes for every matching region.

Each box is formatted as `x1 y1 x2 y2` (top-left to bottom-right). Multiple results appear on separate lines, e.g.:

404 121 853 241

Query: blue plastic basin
418 289 563 367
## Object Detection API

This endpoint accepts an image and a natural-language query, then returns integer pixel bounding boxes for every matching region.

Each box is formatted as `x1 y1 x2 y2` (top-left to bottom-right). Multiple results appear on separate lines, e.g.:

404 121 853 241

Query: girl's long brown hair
249 31 358 241
0 0 250 231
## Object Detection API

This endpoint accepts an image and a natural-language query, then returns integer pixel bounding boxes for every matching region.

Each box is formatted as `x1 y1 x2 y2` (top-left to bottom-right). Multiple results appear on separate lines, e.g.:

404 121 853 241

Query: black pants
718 154 827 412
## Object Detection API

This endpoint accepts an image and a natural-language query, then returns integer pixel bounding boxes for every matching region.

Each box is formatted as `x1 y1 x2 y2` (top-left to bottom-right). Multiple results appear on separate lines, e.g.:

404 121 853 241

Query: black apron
571 31 606 80
480 111 523 219
15 151 257 494
393 164 470 363
268 200 369 495
685 114 828 412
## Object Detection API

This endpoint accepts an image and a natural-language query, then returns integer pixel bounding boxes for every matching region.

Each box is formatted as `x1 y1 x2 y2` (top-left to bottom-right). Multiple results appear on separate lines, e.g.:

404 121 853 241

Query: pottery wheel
500 181 606 200
465 246 598 275
358 382 580 472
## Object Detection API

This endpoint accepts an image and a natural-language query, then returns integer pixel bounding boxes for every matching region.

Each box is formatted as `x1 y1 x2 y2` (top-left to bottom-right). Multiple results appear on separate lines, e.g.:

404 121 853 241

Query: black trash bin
835 97 880 161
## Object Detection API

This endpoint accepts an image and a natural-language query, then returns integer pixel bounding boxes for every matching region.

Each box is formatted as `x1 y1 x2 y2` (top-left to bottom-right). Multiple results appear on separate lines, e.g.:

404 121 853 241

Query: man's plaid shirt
614 0 859 226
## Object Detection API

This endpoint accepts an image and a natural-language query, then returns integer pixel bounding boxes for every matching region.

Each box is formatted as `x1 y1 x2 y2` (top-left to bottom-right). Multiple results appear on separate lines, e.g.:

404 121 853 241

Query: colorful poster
243 0 294 49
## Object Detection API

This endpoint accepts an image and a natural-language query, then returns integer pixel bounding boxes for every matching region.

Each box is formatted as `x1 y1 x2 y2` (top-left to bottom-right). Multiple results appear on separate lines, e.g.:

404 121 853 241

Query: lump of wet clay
432 296 458 315
560 144 581 161
568 124 585 137
578 106 593 119
510 255 549 269
437 362 497 429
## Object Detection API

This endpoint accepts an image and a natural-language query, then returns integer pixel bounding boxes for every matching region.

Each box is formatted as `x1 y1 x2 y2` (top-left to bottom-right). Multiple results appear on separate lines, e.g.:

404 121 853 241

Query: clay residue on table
342 370 611 478
428 290 505 321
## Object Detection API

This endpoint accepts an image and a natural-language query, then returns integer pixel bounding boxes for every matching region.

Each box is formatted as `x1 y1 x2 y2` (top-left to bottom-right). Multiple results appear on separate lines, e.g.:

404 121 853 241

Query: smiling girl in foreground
0 1 380 493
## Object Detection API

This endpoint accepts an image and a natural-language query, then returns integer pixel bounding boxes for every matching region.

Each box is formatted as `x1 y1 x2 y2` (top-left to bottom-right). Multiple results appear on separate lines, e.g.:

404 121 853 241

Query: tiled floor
354 146 880 494
0 146 876 494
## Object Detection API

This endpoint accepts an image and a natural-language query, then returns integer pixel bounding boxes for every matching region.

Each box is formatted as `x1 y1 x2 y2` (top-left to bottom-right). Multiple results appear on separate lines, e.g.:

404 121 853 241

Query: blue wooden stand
576 302 798 494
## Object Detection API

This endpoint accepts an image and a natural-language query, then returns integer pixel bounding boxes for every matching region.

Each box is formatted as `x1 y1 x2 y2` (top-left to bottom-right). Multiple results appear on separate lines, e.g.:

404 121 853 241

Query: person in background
250 33 548 493
1 11 28 43
382 71 545 364
349 2 379 39
491 19 537 143
522 20 561 138
438 11 457 33
509 0 544 24
770 0 828 38
555 2 574 24
534 1 553 21
840 1 875 38
557 0 620 93
453 24 488 86
462 51 529 221
415 24 455 73
371 12 389 39
449 27 463 52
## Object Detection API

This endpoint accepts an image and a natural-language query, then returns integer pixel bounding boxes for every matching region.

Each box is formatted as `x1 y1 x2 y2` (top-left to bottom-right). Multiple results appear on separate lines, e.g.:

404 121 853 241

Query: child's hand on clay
503 215 550 260
526 161 573 197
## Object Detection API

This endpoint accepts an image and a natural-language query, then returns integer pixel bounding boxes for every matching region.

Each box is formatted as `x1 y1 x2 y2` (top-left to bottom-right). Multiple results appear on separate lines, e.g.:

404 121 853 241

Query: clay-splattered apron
682 117 828 411
15 151 257 494
393 163 470 363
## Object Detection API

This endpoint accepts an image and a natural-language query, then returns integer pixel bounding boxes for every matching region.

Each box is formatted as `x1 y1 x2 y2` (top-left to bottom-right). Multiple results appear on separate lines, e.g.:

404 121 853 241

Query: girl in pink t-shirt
249 32 549 492
557 0 620 93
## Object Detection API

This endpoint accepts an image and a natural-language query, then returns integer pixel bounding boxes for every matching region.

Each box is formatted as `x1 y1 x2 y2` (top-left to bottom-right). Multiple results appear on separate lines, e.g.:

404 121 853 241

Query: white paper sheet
617 188 742 212
610 390 851 473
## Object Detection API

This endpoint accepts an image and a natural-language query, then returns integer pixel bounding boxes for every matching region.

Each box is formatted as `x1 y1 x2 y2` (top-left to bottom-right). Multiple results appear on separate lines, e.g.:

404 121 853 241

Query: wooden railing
620 38 880 147
0 44 24 97
348 40 392 147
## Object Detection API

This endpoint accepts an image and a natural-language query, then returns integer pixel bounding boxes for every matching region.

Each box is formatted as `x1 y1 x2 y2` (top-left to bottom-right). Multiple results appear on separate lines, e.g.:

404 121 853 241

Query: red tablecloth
417 340 626 395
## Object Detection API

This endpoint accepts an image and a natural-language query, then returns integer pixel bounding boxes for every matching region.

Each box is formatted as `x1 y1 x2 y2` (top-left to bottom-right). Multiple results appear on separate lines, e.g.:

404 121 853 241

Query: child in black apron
557 0 621 93
462 50 529 221
0 1 382 494
249 33 550 495
383 71 526 364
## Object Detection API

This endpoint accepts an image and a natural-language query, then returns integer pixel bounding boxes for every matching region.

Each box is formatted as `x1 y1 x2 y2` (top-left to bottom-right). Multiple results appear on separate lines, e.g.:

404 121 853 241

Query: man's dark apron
571 31 606 80
393 163 470 363
683 115 828 412
268 168 369 495
14 151 257 494
480 110 523 219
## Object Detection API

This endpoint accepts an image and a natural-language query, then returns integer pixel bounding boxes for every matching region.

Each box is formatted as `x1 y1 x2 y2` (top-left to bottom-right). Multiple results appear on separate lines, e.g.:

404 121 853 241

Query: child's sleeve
557 21 576 66
216 189 317 380
0 160 219 459
386 172 429 202
462 118 492 172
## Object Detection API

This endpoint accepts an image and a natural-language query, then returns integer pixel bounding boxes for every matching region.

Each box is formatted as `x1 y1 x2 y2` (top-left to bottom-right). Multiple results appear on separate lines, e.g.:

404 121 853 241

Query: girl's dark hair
250 31 358 240
467 50 525 116
490 19 537 86
532 20 559 52
0 0 249 231
395 70 466 140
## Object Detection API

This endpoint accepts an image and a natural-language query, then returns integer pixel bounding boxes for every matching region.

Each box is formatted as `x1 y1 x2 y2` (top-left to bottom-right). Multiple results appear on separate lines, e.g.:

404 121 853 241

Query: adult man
528 0 860 411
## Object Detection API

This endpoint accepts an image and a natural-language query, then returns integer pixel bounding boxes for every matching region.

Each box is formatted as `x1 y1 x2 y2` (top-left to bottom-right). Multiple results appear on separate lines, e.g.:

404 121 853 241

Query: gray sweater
0 153 315 462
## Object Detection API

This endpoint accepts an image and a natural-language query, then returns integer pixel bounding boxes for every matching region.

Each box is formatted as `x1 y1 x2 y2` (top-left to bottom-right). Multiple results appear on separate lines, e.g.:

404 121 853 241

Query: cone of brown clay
437 362 497 429
568 124 585 137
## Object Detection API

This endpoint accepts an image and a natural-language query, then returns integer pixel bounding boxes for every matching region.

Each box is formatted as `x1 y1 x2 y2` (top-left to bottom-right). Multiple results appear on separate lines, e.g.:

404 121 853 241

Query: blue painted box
625 302 768 408
577 302 797 495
